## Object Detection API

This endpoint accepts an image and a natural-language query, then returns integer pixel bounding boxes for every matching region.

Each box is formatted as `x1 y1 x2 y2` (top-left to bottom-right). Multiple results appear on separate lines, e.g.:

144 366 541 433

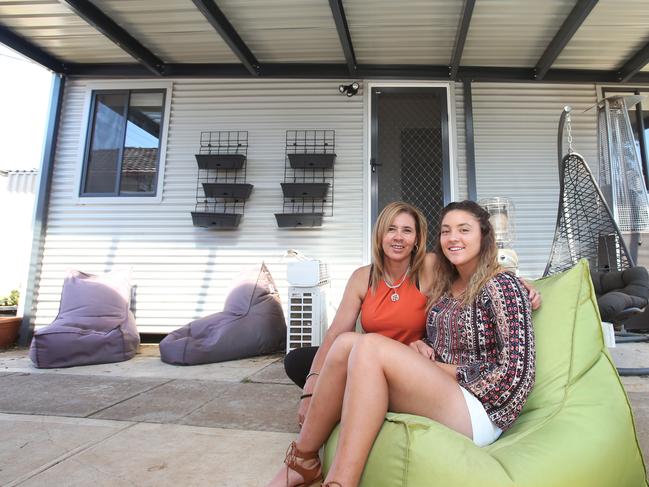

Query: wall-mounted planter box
281 183 329 199
288 153 336 169
195 154 246 169
275 213 324 228
192 212 242 229
202 183 253 199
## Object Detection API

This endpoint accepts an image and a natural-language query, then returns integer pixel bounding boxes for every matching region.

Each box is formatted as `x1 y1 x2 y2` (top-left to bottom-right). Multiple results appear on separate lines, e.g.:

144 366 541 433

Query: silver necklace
383 266 410 302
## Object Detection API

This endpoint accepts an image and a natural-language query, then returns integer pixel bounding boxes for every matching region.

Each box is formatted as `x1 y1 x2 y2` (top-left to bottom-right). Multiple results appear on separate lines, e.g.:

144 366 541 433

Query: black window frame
601 86 649 192
80 88 167 198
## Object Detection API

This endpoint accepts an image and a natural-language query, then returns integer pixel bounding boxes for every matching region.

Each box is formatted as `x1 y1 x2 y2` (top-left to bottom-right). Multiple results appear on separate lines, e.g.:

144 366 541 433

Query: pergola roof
1 0 649 83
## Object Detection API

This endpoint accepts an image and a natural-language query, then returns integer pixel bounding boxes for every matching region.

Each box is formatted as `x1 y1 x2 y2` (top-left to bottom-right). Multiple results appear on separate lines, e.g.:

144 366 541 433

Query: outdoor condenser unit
286 260 330 352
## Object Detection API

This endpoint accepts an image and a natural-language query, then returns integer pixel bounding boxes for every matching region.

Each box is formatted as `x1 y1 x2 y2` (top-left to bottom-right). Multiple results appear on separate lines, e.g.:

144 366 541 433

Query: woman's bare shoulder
344 265 372 299
349 264 372 284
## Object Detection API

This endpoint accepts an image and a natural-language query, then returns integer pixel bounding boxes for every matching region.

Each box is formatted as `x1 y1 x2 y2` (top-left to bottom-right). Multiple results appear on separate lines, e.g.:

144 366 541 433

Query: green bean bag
323 260 648 486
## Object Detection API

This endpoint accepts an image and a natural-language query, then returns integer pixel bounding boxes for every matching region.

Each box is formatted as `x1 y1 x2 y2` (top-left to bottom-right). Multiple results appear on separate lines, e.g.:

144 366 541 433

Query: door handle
370 158 382 173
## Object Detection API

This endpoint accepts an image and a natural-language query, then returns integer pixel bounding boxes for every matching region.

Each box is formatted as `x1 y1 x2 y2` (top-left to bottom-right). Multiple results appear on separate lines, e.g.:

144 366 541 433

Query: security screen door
370 87 451 250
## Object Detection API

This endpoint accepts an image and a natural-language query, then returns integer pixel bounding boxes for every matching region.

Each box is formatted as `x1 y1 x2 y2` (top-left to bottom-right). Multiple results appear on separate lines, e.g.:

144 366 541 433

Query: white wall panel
37 77 553 333
472 83 599 278
34 78 365 333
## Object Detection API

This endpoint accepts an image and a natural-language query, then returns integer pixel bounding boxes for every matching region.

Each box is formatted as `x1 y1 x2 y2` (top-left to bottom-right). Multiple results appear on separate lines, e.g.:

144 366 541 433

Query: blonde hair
370 202 428 291
427 200 502 307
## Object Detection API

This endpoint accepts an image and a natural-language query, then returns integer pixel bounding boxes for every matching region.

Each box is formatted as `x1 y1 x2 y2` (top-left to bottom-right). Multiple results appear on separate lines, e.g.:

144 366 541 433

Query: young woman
267 200 536 487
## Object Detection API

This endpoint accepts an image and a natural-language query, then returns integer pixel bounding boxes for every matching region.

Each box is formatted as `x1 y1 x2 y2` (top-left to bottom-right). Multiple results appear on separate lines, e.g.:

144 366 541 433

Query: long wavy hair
370 202 428 291
427 200 501 306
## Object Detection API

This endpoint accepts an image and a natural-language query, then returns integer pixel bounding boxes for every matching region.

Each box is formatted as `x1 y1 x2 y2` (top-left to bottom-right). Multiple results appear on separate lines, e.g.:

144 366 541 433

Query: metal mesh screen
544 152 632 275
376 93 444 250
598 97 649 232
194 130 248 215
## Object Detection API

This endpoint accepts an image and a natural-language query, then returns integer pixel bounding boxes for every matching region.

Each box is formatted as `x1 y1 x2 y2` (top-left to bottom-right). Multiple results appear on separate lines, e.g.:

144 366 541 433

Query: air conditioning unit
286 259 330 352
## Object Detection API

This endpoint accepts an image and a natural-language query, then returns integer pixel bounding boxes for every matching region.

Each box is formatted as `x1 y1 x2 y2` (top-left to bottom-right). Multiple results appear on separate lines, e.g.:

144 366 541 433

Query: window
602 87 649 192
81 89 166 197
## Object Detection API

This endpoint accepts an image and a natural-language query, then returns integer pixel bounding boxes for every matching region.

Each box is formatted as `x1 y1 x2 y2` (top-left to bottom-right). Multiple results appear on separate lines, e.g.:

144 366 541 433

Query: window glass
82 89 165 196
120 91 163 194
84 92 128 194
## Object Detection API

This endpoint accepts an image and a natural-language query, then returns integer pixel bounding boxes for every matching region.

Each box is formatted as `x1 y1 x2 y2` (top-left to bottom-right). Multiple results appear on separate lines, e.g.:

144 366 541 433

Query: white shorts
459 386 503 447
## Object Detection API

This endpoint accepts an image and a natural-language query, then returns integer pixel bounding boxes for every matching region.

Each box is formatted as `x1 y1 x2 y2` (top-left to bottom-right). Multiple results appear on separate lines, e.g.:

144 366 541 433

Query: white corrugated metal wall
34 79 365 332
471 82 599 278
33 78 606 330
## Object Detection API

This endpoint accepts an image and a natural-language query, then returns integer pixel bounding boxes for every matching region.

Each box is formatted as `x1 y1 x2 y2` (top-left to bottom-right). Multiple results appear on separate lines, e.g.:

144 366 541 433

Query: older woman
269 201 538 487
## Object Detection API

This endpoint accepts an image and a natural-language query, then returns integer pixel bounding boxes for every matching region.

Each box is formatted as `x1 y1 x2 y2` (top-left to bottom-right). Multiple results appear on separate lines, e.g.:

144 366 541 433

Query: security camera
338 82 360 97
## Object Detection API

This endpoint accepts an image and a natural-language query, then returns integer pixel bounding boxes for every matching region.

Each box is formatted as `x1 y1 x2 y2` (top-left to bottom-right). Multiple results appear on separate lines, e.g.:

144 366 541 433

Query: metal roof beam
0 24 66 73
191 0 260 76
534 0 598 80
358 64 449 79
449 0 476 80
60 0 164 76
329 0 357 76
62 62 649 83
618 40 649 82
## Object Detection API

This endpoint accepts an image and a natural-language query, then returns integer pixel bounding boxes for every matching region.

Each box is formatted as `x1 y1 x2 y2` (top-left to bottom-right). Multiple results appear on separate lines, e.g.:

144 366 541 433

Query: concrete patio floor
0 342 647 486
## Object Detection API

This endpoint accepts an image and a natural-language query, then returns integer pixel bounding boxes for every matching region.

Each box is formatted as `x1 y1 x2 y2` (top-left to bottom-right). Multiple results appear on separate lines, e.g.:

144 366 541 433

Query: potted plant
0 289 21 348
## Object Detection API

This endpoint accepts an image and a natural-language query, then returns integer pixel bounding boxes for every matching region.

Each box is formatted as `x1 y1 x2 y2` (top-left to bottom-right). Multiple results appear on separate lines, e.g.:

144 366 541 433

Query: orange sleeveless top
360 276 428 344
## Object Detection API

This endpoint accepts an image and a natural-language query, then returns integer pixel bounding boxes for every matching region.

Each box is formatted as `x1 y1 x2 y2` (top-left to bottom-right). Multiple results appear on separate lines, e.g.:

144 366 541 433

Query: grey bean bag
29 269 139 368
159 263 286 365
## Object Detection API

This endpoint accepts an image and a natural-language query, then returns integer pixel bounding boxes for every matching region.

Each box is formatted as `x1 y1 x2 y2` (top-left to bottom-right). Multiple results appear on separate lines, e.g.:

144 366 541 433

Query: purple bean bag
29 269 139 368
159 263 286 365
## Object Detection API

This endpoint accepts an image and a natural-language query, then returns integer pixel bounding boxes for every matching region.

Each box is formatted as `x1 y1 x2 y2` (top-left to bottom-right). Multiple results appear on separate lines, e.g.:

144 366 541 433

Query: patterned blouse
425 272 535 431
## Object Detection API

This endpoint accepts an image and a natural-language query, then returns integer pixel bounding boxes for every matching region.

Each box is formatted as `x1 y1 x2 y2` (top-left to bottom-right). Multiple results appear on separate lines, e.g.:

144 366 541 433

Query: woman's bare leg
296 332 361 450
325 333 472 487
266 332 360 487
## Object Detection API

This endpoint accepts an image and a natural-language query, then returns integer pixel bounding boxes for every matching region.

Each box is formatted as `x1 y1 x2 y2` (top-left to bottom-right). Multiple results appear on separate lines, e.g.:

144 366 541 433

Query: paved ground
0 346 299 487
0 342 647 486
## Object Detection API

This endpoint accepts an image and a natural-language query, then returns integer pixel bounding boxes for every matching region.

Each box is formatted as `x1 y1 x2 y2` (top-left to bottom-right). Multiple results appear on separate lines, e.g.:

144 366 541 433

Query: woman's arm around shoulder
418 252 438 295
488 272 533 310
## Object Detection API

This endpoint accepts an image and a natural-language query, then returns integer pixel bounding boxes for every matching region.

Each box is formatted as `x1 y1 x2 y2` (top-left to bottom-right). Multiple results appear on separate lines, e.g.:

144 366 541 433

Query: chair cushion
590 267 649 321
159 263 286 365
29 269 139 368
598 291 648 321
323 260 648 486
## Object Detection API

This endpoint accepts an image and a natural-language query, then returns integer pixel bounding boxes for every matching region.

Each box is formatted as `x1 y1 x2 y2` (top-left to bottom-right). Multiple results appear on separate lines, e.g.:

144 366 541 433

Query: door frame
363 81 458 263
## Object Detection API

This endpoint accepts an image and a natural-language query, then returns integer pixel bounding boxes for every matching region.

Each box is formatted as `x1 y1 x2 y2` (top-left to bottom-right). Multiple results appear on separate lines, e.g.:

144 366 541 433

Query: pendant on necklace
391 292 400 302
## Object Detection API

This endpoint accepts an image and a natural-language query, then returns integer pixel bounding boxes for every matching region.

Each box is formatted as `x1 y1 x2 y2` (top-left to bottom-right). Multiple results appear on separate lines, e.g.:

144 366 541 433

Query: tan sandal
284 441 322 487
